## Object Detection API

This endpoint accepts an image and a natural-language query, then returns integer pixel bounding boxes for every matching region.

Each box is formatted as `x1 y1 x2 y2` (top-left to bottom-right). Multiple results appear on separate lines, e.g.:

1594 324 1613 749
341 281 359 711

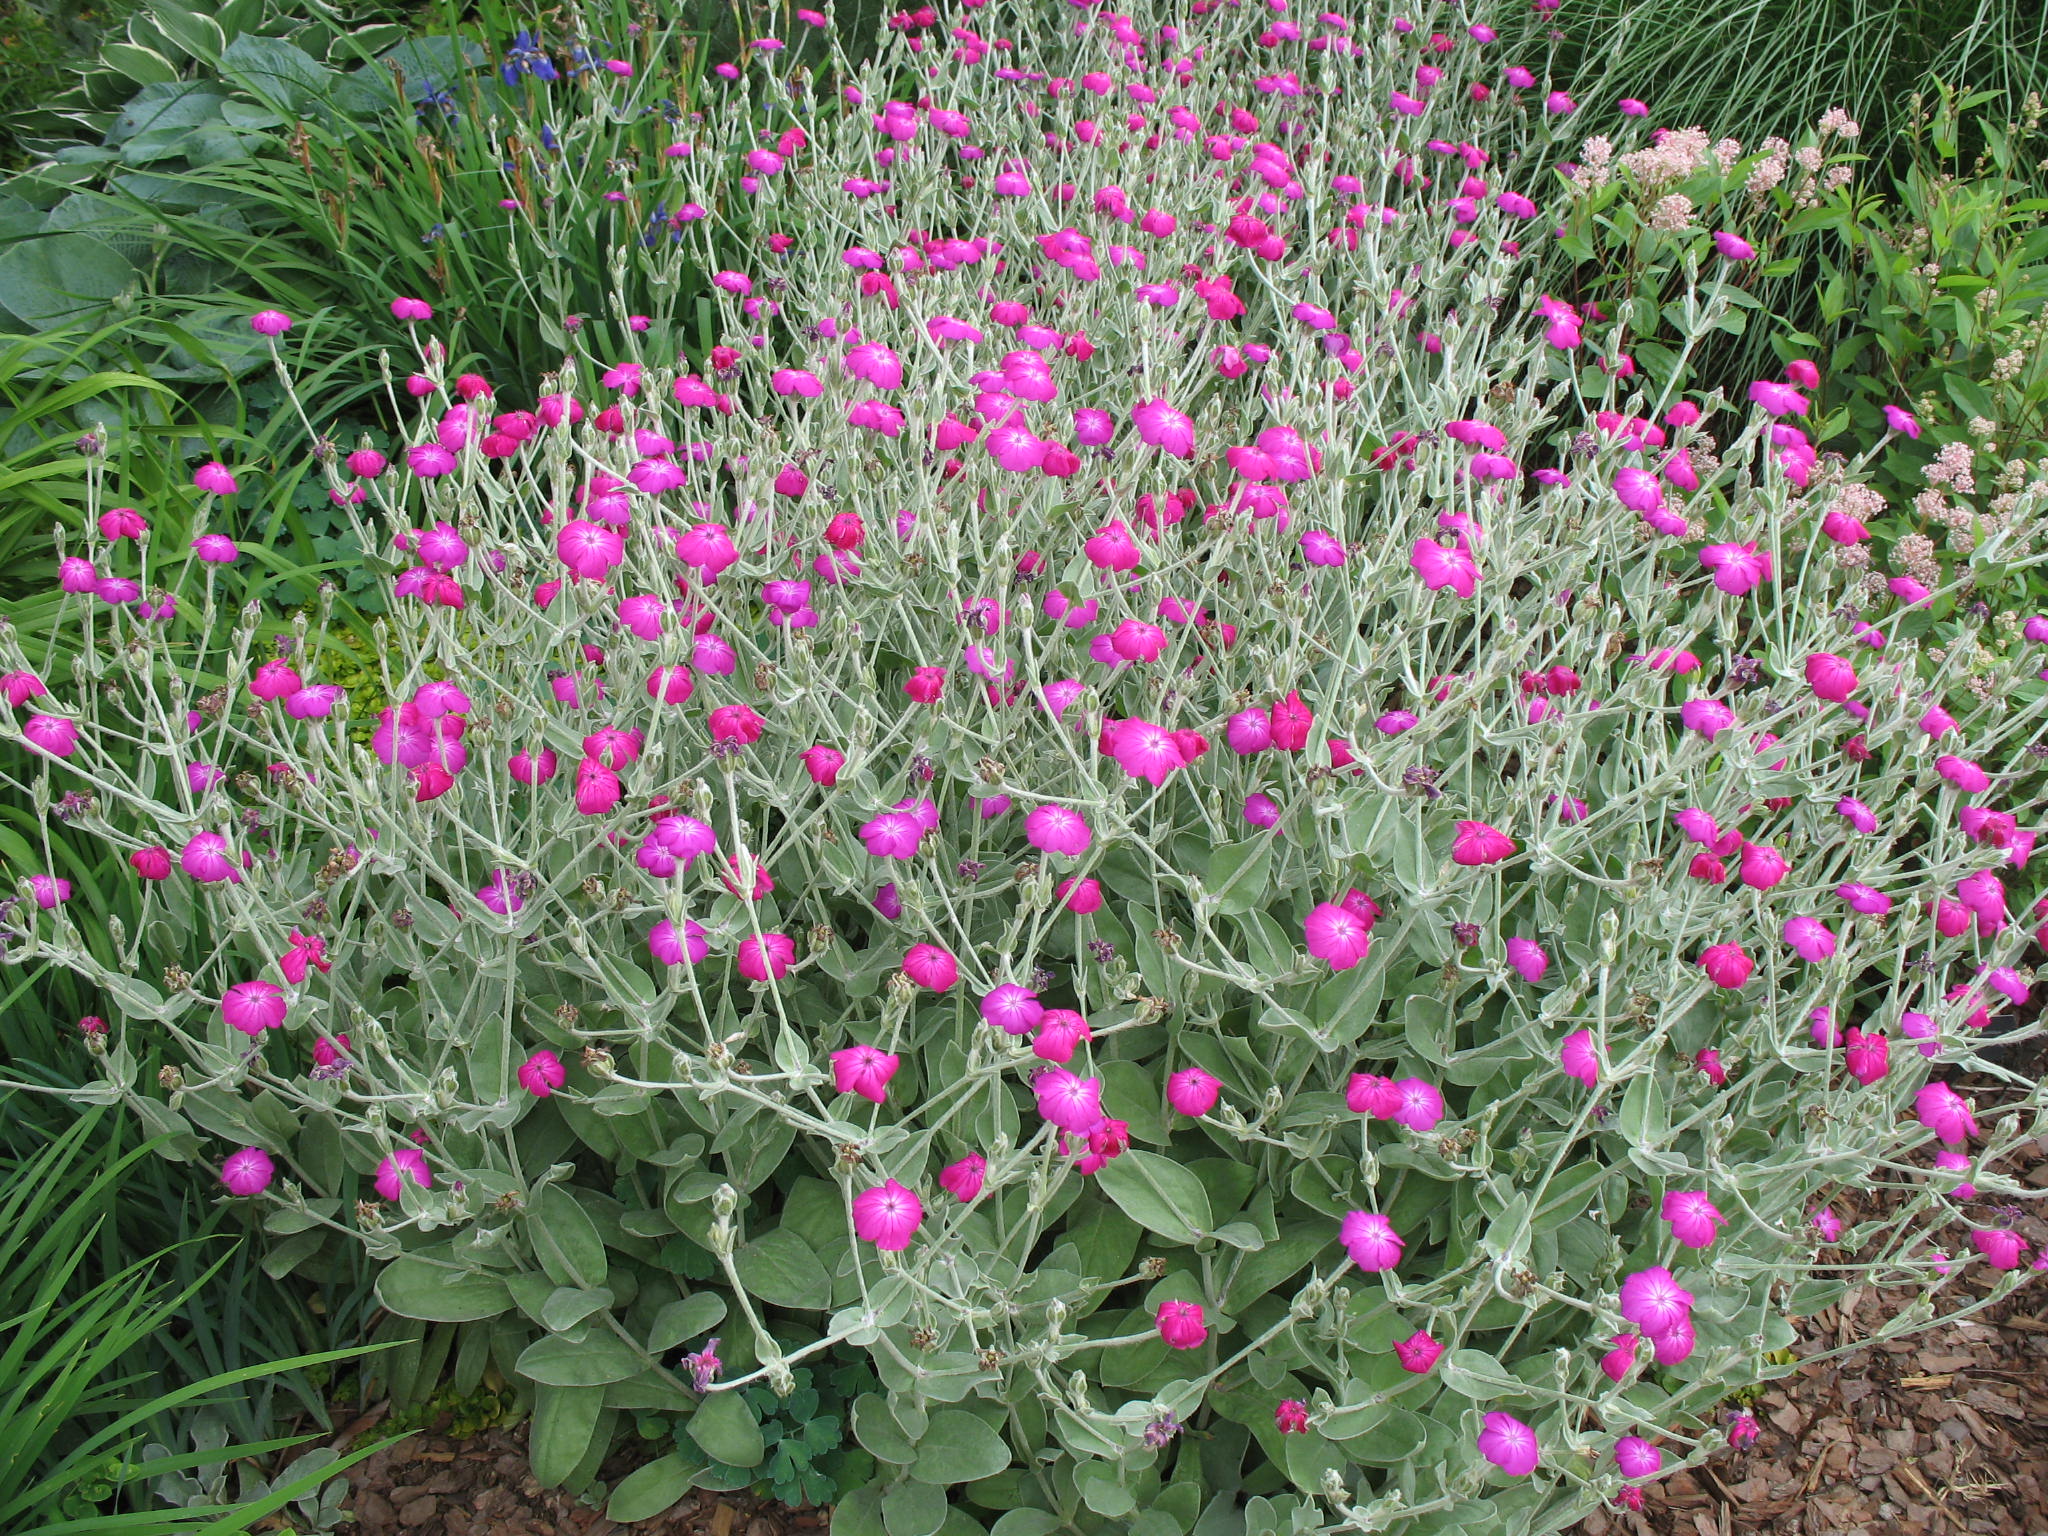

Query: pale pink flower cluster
1619 127 1711 187
1925 440 1977 494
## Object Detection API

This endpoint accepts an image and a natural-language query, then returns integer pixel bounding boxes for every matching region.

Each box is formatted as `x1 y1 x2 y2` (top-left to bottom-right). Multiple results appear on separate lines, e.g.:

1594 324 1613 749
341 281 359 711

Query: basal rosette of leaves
7 2 2048 1534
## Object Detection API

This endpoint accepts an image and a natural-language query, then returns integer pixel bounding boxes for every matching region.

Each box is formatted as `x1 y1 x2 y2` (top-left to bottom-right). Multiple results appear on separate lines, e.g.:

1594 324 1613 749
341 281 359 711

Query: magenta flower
220 1147 275 1196
1131 399 1196 459
1600 1333 1640 1382
852 1179 923 1250
1450 820 1515 866
980 984 1044 1036
939 1155 986 1202
1388 1078 1445 1132
1025 804 1093 856
518 1049 567 1097
1506 937 1549 983
1275 1399 1309 1433
221 979 286 1036
832 1044 901 1103
1033 1068 1104 1132
1339 1211 1404 1272
1698 541 1771 595
903 943 958 991
1882 404 1921 439
22 714 80 757
1614 1436 1662 1480
737 932 795 982
648 918 708 967
1712 230 1755 260
1844 1027 1889 1086
1305 902 1373 970
1410 537 1479 597
1804 652 1858 702
1915 1081 1978 1146
1782 915 1837 962
1166 1068 1221 1117
1746 380 1808 416
1560 1028 1600 1087
1618 1266 1694 1336
1698 943 1754 988
1970 1228 2027 1270
1393 1330 1443 1373
1477 1413 1539 1476
1660 1190 1727 1249
1156 1299 1208 1349
375 1147 432 1201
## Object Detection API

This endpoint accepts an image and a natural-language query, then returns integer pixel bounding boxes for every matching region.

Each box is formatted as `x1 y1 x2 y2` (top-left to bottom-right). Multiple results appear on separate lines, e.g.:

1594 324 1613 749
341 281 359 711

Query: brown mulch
335 1426 823 1536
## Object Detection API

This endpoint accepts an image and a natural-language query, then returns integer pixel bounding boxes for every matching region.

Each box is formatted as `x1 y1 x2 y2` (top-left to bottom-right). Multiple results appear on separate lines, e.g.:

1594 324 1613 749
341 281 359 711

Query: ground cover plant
6 0 2048 1533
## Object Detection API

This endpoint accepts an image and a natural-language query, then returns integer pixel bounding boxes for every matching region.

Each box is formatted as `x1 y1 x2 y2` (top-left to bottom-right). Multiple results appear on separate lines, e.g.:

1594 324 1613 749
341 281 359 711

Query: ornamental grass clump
7 0 2048 1531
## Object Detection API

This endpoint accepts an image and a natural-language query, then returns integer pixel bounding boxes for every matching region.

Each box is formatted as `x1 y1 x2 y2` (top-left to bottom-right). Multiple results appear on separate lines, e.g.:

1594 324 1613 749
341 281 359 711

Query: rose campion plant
5 0 2046 1531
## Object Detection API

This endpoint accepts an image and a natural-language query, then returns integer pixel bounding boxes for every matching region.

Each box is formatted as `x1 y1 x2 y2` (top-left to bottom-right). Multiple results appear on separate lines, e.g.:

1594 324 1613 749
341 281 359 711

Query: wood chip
1901 1374 1955 1389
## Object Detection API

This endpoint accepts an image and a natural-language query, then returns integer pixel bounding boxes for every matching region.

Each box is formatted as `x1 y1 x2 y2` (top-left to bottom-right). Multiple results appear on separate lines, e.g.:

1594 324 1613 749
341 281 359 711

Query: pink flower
648 918 708 966
1410 537 1479 597
1618 1266 1694 1336
1698 943 1754 988
1166 1068 1221 1117
1451 820 1516 866
1305 902 1373 970
1339 1211 1404 1272
1699 541 1772 595
1782 915 1837 962
980 984 1043 1036
903 943 958 991
737 933 796 982
1026 804 1093 856
709 704 765 745
1506 937 1549 983
518 1049 567 1097
1394 1331 1443 1373
1560 1028 1601 1087
1970 1228 2027 1270
1477 1413 1539 1476
1033 1068 1104 1132
1131 399 1196 459
1712 230 1755 260
1155 1300 1208 1349
1844 1027 1890 1086
1600 1333 1640 1382
220 1147 275 1196
1275 1399 1309 1433
1804 653 1858 702
221 979 286 1036
801 745 845 785
939 1155 986 1202
179 832 243 884
853 1179 923 1251
1614 1436 1662 1480
1389 1077 1445 1132
1882 405 1921 439
1660 1190 1727 1249
832 1044 901 1103
1915 1082 1978 1146
1107 719 1187 786
375 1147 432 1202
1935 755 1990 794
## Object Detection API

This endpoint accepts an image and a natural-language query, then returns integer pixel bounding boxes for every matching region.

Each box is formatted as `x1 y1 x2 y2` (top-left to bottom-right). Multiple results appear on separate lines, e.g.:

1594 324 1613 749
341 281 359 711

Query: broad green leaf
374 1257 512 1322
647 1292 727 1351
910 1409 1011 1485
732 1225 831 1309
530 1184 608 1289
853 1393 917 1463
1207 837 1273 916
1436 1348 1524 1401
883 1481 948 1536
540 1286 614 1333
606 1452 696 1522
1094 1150 1213 1245
515 1330 644 1387
528 1384 605 1487
687 1389 765 1467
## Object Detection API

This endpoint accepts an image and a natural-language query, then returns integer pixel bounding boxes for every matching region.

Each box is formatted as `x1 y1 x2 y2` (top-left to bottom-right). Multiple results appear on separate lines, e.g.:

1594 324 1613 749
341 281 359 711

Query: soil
333 1425 827 1536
